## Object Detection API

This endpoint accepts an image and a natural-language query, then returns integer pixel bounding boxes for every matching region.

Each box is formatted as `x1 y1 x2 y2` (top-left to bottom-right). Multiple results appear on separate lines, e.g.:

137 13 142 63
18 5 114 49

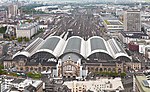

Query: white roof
63 78 124 91
31 36 65 58
14 36 131 61
13 51 30 59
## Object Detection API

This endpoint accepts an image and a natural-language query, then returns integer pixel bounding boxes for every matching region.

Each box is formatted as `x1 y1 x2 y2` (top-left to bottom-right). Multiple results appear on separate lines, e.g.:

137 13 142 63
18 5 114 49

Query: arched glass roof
62 36 84 55
107 38 131 60
39 36 61 52
13 36 131 62
13 51 30 59
87 36 112 58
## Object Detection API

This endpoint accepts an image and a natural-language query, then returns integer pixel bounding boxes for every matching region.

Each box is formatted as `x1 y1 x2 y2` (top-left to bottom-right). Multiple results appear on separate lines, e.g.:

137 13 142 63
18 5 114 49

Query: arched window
108 68 111 71
47 67 50 71
113 68 116 72
25 67 29 71
38 67 41 71
20 67 23 71
43 67 46 71
30 67 33 71
95 68 98 71
104 68 107 71
100 68 103 71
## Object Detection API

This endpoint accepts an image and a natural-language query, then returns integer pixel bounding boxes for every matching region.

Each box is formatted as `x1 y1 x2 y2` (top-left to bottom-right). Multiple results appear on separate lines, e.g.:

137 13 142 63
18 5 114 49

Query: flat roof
17 23 38 30
136 76 150 92
11 79 25 84
120 31 148 38
108 21 122 25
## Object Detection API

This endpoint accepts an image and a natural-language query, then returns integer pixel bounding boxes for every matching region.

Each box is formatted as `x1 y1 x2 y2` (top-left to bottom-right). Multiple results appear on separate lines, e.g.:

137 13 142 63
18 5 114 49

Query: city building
16 23 39 39
0 45 3 56
8 4 18 18
116 8 124 16
142 23 150 36
126 62 141 71
135 75 150 92
0 10 7 22
103 20 123 36
63 78 124 92
141 12 150 22
4 36 132 79
119 31 149 44
124 10 141 31
0 77 43 92
0 33 3 39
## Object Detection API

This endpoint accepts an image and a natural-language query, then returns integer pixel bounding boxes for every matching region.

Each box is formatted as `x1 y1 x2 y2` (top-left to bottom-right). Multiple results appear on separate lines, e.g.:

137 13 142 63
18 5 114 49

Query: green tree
17 37 23 42
0 64 4 69
27 72 42 79
24 37 29 42
11 36 15 40
120 72 126 78
0 26 7 33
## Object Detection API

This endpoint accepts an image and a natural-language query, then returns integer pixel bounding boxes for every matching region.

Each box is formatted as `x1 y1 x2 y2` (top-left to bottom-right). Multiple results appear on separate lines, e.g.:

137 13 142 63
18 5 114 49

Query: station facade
5 36 131 78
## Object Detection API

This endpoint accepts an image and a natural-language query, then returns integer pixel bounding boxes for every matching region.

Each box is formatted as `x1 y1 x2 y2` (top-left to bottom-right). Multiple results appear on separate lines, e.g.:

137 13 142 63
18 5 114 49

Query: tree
27 72 42 79
11 36 15 40
120 72 126 78
24 37 29 42
0 26 7 33
17 37 23 42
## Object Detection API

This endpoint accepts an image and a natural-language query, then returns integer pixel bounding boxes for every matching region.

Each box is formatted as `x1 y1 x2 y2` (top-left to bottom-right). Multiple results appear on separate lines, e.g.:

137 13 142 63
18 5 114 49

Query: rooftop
63 37 82 54
104 20 123 25
17 23 38 30
11 79 25 84
63 78 124 91
136 76 150 92
120 31 148 38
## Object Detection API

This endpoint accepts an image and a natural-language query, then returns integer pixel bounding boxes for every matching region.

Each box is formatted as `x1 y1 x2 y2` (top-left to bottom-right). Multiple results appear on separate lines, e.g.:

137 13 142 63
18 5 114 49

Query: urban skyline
0 0 150 92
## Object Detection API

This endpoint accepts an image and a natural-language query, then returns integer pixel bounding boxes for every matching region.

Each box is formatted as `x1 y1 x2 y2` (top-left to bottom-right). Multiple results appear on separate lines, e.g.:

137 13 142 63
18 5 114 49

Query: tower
124 10 141 31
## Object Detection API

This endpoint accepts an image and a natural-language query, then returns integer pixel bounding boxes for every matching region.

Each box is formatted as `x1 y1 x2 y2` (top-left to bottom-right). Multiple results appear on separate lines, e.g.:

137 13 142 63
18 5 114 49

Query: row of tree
17 37 29 42
26 72 42 79
0 26 7 33
94 71 126 78
0 64 42 79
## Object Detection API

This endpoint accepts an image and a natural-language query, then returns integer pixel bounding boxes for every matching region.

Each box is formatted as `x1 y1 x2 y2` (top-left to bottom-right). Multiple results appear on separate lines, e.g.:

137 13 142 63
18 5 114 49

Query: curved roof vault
31 36 65 58
86 36 113 58
60 36 86 58
13 51 30 59
107 38 131 60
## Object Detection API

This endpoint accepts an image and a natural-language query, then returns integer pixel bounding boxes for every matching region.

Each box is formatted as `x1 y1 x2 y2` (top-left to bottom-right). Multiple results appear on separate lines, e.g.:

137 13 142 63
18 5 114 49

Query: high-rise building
8 4 18 18
124 10 141 31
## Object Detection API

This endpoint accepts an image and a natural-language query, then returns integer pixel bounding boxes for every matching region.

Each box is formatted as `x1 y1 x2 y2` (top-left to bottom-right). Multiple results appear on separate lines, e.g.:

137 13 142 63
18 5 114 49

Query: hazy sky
30 0 149 2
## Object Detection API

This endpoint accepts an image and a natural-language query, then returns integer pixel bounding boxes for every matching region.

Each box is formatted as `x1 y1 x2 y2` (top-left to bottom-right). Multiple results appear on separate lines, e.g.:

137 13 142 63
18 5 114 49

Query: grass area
0 26 7 33
0 64 19 77
27 72 42 79
94 71 126 78
0 64 42 79
104 20 110 25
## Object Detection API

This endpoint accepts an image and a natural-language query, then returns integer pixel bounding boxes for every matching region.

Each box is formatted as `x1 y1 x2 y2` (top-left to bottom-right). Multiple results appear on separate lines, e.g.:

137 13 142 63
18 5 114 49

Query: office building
8 4 18 18
63 78 124 92
0 77 43 92
124 10 141 31
16 23 39 39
